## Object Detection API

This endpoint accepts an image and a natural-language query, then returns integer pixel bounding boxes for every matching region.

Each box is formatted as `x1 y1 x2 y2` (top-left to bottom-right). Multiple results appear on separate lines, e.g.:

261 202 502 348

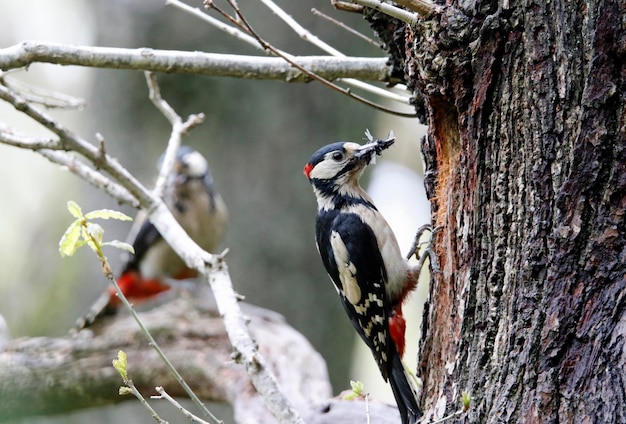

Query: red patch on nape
303 163 314 179
389 305 407 357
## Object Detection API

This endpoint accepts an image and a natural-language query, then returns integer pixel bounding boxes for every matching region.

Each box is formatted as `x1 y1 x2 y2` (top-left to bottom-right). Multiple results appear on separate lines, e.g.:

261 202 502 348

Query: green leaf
344 380 364 400
461 391 471 411
74 239 88 249
59 220 82 257
343 391 358 401
85 209 133 221
350 380 364 395
67 201 84 219
112 350 128 380
103 240 135 254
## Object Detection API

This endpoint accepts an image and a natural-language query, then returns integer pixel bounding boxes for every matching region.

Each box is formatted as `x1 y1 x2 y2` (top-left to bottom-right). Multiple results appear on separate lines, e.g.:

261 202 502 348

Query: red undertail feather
108 271 171 308
389 304 407 357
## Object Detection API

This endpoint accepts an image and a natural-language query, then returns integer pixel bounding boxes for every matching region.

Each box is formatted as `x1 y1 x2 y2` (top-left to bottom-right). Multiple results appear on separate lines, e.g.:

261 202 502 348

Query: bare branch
311 8 380 47
0 41 391 83
0 124 139 207
391 0 436 16
332 0 365 13
215 1 415 117
167 1 259 46
145 71 181 125
254 0 411 103
170 0 410 105
0 123 59 150
40 150 140 207
144 72 205 200
0 80 152 205
153 387 212 424
1 74 85 110
347 0 420 25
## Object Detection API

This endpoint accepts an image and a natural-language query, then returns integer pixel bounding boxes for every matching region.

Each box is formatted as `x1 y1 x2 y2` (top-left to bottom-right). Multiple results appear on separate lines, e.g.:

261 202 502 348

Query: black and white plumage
76 146 228 329
304 132 421 424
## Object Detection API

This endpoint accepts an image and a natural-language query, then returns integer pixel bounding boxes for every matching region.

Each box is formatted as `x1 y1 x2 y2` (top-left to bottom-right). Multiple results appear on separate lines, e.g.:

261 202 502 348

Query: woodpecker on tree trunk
304 131 422 424
76 146 228 329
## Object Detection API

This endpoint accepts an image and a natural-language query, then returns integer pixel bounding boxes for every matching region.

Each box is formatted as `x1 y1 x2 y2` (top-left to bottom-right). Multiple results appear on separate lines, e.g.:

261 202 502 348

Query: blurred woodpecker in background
76 146 228 329
303 131 422 424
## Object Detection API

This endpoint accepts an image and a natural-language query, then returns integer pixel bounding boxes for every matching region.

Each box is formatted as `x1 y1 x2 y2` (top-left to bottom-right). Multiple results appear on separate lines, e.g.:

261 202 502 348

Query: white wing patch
330 230 361 305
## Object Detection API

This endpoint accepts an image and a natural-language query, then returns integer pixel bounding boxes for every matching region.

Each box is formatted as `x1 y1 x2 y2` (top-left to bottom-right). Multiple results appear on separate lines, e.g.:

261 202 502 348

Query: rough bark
399 0 625 422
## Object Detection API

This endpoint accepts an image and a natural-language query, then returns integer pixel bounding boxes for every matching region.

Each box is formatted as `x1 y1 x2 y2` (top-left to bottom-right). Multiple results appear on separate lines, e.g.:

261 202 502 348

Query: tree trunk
398 0 625 422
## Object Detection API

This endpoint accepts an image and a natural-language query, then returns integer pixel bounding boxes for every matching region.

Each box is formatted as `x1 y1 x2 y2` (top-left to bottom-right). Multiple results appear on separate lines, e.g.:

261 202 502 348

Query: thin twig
145 71 180 124
0 123 139 207
124 380 168 424
311 8 380 47
41 150 140 207
145 72 206 200
220 0 416 117
391 0 435 16
257 0 344 56
430 409 465 424
332 0 364 13
153 386 212 424
145 71 183 200
347 0 420 25
0 122 61 150
0 80 152 204
169 0 411 107
255 0 411 103
1 73 85 110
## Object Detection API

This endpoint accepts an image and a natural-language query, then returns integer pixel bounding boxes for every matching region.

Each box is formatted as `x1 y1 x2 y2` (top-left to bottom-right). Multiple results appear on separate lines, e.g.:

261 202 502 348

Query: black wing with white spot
316 209 392 379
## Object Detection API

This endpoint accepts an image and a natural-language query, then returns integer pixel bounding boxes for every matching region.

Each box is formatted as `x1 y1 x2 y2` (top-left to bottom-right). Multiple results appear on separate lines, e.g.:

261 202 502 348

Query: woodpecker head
303 131 394 207
174 146 212 183
157 146 214 187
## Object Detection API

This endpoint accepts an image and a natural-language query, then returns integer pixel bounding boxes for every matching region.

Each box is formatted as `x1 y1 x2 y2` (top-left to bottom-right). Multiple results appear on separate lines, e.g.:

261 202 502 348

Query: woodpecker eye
332 152 344 161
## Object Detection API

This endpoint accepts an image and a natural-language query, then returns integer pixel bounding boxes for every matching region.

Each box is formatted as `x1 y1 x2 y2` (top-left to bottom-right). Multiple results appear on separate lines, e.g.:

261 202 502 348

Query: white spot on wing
330 230 361 305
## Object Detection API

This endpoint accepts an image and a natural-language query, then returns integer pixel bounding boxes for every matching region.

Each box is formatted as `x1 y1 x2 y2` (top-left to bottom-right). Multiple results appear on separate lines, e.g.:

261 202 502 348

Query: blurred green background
0 0 428 422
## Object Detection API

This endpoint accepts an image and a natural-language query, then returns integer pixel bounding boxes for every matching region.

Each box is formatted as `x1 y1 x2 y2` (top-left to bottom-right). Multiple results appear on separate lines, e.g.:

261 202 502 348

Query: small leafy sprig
60 201 222 424
344 380 371 424
59 200 133 274
344 380 366 400
113 350 167 423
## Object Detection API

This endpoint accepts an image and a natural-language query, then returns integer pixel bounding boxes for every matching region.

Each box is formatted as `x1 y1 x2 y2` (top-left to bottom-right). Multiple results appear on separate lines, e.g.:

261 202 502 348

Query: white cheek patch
309 159 343 180
330 231 361 305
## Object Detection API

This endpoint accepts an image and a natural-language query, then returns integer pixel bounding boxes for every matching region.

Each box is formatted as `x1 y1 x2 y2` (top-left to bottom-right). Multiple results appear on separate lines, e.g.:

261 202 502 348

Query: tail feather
388 351 421 424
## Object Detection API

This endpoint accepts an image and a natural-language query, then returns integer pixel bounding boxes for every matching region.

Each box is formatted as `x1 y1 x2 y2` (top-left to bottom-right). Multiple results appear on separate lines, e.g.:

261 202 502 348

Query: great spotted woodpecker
304 131 421 424
76 146 228 328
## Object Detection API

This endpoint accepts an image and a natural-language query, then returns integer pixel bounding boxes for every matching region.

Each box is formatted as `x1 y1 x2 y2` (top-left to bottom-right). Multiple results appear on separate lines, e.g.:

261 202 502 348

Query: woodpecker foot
407 224 442 274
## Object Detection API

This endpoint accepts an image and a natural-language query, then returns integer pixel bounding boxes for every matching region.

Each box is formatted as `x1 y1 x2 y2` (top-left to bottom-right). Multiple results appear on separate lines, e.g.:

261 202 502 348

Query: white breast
346 203 408 302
